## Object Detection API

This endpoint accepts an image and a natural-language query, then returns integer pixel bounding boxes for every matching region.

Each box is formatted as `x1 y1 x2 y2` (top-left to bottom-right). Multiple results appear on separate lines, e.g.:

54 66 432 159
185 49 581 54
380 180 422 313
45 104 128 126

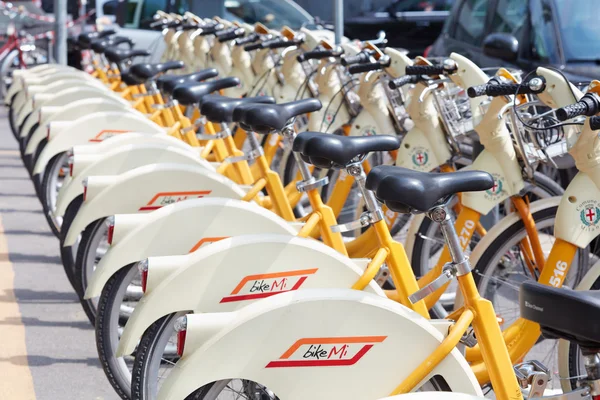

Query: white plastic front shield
554 172 600 249
55 144 212 218
117 234 385 356
84 198 297 299
396 83 451 171
156 289 481 400
32 111 164 175
63 163 247 246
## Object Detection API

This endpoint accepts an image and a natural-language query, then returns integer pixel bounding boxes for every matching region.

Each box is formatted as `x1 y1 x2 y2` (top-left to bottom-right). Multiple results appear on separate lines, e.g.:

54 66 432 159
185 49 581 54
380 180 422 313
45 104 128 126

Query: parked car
428 0 600 82
343 0 454 56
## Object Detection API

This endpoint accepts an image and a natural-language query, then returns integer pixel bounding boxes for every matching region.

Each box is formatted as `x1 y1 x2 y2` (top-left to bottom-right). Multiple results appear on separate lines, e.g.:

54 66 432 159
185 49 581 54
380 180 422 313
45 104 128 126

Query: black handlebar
244 41 263 51
216 28 245 42
348 61 387 74
405 62 457 76
235 33 259 46
467 77 546 98
265 38 303 49
388 75 420 90
590 115 600 130
341 51 373 66
297 50 337 62
556 93 600 121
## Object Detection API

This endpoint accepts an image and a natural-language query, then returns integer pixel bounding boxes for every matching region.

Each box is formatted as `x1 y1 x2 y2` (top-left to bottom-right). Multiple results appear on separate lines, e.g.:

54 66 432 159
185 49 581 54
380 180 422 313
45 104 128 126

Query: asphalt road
0 107 119 400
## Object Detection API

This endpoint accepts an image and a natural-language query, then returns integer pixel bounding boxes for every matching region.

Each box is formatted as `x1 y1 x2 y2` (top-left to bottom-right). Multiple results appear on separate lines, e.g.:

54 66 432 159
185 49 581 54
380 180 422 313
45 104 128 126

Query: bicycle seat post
331 158 384 233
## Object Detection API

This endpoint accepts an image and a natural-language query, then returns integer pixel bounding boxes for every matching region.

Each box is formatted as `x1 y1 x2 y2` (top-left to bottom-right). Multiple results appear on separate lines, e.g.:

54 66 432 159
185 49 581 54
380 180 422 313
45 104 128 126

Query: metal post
54 0 67 64
333 0 343 44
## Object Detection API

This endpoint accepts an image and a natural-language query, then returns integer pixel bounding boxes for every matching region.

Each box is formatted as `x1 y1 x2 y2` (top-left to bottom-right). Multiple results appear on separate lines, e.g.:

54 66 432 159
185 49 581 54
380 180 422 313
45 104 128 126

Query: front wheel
41 152 70 237
408 171 566 316
559 267 600 393
472 202 589 392
96 264 143 399
75 217 111 324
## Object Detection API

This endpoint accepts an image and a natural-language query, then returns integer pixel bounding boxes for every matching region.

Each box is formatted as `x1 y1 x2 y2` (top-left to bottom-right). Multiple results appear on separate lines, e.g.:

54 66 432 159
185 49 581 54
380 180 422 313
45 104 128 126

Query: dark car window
453 0 489 45
224 0 311 30
490 0 527 36
553 0 600 61
385 0 454 12
529 0 559 62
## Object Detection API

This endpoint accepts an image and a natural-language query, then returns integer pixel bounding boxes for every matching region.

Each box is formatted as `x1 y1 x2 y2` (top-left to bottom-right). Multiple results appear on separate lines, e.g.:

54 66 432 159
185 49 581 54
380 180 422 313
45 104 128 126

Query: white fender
55 144 213 218
8 65 69 101
17 79 107 125
21 85 129 140
157 289 481 400
117 234 384 356
63 163 247 246
6 67 73 104
85 198 297 299
68 132 177 155
69 135 195 174
23 97 132 144
396 83 452 171
32 112 164 176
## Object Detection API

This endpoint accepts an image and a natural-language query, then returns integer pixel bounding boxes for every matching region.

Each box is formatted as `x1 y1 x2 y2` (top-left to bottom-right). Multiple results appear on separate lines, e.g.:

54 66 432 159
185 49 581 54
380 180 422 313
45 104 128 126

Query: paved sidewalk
0 108 119 400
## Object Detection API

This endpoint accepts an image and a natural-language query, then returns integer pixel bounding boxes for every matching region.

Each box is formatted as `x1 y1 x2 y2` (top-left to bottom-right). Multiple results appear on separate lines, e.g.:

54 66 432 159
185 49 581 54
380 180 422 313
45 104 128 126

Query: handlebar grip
590 116 600 130
217 28 244 42
557 102 590 121
244 42 263 51
556 93 600 121
405 64 447 76
297 50 335 62
266 38 302 49
348 61 386 75
235 33 259 46
341 52 369 66
466 84 489 98
388 75 419 90
467 77 547 98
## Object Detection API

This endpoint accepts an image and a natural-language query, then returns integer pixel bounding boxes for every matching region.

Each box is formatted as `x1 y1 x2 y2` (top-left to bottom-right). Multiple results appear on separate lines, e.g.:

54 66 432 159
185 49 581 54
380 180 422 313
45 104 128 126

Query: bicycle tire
59 194 84 294
19 122 38 156
563 274 600 392
410 171 565 281
40 153 67 237
96 264 138 400
74 216 109 324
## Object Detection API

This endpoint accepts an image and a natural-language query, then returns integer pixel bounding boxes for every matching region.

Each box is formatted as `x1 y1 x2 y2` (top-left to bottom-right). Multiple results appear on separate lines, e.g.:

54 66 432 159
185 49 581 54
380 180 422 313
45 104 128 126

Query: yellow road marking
0 215 36 399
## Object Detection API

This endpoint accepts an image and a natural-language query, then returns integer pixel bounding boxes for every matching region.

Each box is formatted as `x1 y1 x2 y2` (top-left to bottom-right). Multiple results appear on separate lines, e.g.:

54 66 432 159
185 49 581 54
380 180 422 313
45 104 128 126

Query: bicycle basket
508 99 580 178
432 81 474 140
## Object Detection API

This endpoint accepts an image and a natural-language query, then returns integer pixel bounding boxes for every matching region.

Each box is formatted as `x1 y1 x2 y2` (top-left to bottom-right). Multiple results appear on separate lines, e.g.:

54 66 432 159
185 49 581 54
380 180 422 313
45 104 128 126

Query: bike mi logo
138 190 212 211
219 268 318 303
578 200 600 231
89 129 130 142
411 147 429 168
266 336 387 368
